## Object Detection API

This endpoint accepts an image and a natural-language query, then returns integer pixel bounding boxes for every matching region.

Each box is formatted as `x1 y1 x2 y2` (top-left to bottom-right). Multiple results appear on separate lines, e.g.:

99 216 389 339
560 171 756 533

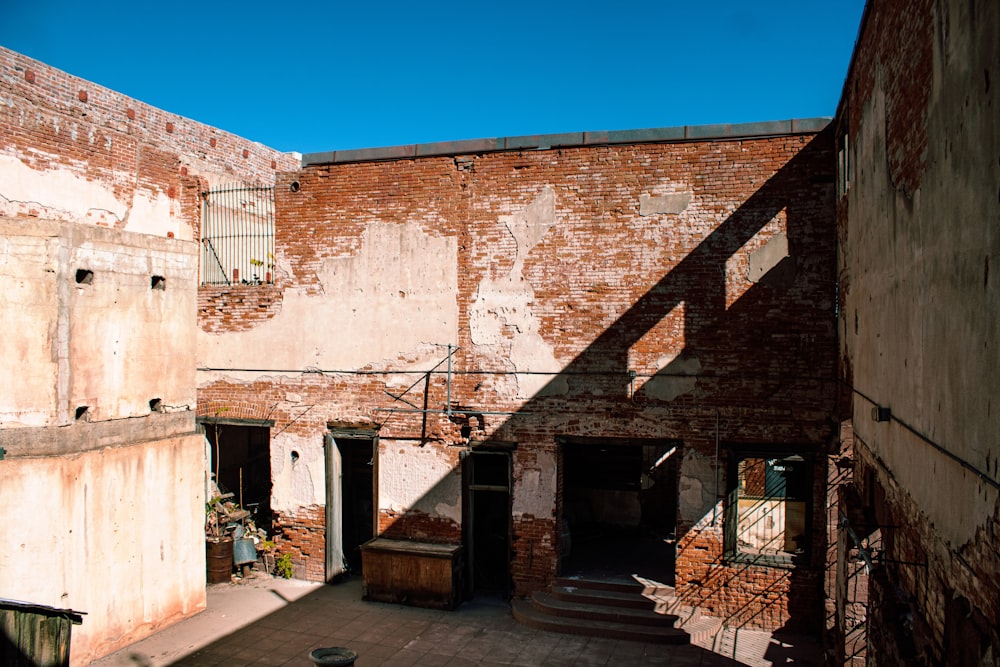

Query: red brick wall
200 129 838 625
843 0 933 198
272 507 326 582
0 47 297 230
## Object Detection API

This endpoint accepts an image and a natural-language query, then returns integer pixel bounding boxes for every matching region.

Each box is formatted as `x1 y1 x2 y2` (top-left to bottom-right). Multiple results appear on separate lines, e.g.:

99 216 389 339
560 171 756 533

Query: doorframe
462 441 515 597
324 427 378 582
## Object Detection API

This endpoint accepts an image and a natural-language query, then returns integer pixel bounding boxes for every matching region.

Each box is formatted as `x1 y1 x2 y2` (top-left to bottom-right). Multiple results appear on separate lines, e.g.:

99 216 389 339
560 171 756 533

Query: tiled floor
90 574 822 666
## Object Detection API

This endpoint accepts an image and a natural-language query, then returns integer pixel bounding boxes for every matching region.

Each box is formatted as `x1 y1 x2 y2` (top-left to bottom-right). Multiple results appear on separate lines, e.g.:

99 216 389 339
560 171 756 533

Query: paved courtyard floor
89 574 822 666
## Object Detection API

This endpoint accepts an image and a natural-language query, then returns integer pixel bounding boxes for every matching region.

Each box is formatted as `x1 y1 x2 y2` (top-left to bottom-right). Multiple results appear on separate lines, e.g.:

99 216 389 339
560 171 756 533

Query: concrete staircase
511 576 691 644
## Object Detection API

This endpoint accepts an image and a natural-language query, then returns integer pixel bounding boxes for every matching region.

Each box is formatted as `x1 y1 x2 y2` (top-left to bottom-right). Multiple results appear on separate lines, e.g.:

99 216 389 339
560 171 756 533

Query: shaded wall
199 124 838 629
835 0 1000 662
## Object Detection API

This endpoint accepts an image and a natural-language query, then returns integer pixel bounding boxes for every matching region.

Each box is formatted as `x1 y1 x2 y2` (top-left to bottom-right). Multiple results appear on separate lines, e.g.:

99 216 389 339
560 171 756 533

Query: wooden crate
360 538 463 610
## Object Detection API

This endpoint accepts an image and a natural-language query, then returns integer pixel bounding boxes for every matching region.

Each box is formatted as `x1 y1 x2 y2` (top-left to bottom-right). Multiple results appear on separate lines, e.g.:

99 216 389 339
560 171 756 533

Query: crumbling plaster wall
0 47 298 664
0 433 205 666
837 0 1000 661
0 47 298 240
1 217 198 431
201 127 838 616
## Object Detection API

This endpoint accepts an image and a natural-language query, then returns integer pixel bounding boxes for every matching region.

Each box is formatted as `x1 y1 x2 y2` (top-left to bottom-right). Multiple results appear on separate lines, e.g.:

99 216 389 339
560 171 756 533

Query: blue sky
1 1 866 154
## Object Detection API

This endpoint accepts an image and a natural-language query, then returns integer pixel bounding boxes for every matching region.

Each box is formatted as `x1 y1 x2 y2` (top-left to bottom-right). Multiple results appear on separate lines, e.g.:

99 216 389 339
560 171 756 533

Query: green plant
276 553 294 579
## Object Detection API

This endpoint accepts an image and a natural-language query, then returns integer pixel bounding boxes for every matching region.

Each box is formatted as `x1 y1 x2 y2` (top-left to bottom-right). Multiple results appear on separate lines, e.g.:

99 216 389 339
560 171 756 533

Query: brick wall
199 127 838 626
0 47 298 234
272 506 326 582
835 0 1000 661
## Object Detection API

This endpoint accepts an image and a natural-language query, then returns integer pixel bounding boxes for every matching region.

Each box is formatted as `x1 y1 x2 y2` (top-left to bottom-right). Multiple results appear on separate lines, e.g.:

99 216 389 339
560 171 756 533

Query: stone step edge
550 585 672 611
531 591 679 627
554 576 675 597
512 600 690 645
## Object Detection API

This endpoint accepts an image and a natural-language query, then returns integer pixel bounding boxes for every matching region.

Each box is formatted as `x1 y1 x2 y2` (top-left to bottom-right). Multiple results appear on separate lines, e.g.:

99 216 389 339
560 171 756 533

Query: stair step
512 600 690 644
550 584 672 612
555 576 675 597
531 591 679 627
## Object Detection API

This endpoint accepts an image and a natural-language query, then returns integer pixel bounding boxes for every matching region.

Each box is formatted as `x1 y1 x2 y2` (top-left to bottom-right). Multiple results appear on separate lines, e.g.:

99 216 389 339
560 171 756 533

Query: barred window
200 184 275 286
726 450 811 565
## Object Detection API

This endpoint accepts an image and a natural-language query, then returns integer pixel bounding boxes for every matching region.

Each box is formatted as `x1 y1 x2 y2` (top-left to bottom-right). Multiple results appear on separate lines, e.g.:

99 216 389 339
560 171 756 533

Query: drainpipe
713 408 720 526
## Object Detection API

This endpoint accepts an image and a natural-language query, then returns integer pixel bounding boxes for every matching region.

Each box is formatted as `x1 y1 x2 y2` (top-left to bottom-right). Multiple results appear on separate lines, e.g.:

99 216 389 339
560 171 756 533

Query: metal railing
200 184 275 286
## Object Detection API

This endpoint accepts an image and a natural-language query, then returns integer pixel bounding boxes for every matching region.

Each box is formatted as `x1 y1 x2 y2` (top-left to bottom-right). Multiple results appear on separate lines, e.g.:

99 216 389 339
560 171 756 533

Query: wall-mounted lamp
872 406 891 422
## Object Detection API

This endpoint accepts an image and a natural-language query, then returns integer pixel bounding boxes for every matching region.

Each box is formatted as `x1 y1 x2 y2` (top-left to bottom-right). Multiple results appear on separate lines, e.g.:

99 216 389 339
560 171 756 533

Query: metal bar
372 407 531 416
446 343 453 416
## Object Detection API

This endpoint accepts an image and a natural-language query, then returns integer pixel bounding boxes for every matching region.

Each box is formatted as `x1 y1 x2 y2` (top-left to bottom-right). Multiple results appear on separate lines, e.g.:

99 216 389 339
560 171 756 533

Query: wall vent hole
151 275 166 290
149 398 164 412
75 269 94 285
74 405 90 420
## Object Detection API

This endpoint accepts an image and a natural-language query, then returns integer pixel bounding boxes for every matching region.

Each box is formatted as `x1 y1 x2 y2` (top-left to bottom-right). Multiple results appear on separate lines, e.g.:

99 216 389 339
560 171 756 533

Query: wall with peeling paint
200 121 838 633
0 434 206 666
835 0 1000 661
0 48 297 666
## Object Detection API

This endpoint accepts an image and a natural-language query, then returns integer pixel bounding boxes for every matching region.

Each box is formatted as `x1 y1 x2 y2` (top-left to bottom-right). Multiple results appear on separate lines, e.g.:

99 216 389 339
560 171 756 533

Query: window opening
727 450 811 564
200 184 275 286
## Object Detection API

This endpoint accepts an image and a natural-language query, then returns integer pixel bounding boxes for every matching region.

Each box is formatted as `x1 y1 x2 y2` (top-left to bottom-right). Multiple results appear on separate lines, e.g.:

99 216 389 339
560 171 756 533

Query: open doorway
560 437 680 584
463 449 512 597
324 432 375 579
203 421 273 533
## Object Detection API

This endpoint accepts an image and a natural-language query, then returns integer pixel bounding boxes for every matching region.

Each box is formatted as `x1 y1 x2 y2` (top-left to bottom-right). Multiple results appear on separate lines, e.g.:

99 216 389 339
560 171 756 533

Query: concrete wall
836 0 1000 661
0 48 297 665
0 433 206 665
1 219 198 428
199 123 838 629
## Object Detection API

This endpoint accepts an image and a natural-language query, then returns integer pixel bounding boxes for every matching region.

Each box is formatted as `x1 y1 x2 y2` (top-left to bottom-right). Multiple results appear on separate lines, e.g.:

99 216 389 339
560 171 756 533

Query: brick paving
90 574 822 666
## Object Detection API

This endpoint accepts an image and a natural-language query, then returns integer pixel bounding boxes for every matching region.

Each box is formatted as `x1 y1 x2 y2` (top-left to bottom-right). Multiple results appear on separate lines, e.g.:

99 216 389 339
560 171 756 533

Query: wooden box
360 538 463 610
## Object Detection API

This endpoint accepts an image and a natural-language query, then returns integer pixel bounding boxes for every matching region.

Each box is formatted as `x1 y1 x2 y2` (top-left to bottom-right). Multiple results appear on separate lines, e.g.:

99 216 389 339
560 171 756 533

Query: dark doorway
203 422 272 532
561 438 680 584
463 450 512 596
333 437 374 574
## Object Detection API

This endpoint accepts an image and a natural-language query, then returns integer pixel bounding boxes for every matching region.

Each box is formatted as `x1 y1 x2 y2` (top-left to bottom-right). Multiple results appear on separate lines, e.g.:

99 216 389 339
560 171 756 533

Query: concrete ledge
0 411 198 457
301 118 831 166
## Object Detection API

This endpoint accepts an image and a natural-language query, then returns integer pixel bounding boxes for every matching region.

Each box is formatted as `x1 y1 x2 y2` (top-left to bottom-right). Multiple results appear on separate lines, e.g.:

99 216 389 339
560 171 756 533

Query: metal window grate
200 184 275 286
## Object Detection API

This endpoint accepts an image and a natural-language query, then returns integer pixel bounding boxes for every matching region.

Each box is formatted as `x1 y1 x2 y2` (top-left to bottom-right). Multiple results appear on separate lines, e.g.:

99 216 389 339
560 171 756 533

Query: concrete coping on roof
301 118 831 167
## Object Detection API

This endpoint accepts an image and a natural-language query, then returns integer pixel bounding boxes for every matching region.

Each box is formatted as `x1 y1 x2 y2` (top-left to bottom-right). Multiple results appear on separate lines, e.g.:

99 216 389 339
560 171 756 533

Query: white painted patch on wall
198 220 459 374
513 450 557 518
643 352 702 401
679 448 717 524
379 443 461 523
470 187 567 399
270 433 325 511
0 152 126 224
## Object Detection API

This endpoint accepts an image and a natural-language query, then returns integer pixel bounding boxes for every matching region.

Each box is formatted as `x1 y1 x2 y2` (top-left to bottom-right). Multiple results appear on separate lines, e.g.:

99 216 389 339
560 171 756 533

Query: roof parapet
302 117 831 167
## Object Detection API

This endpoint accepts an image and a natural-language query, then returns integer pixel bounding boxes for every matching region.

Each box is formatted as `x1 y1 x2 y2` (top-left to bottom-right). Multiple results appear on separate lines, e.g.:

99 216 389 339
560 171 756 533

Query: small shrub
276 553 294 579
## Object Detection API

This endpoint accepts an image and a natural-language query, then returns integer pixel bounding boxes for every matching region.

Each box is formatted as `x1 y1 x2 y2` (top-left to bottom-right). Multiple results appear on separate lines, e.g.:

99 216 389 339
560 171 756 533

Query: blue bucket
233 538 257 566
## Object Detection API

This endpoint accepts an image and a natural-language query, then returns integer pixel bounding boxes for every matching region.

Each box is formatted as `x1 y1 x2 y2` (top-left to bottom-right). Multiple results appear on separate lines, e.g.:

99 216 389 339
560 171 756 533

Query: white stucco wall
0 434 206 666
1 218 198 427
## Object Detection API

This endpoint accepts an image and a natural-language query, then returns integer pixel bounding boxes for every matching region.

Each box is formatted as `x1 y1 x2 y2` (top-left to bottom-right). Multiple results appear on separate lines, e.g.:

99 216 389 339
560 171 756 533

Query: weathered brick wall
836 0 1000 661
272 506 326 582
199 127 838 625
0 47 298 236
